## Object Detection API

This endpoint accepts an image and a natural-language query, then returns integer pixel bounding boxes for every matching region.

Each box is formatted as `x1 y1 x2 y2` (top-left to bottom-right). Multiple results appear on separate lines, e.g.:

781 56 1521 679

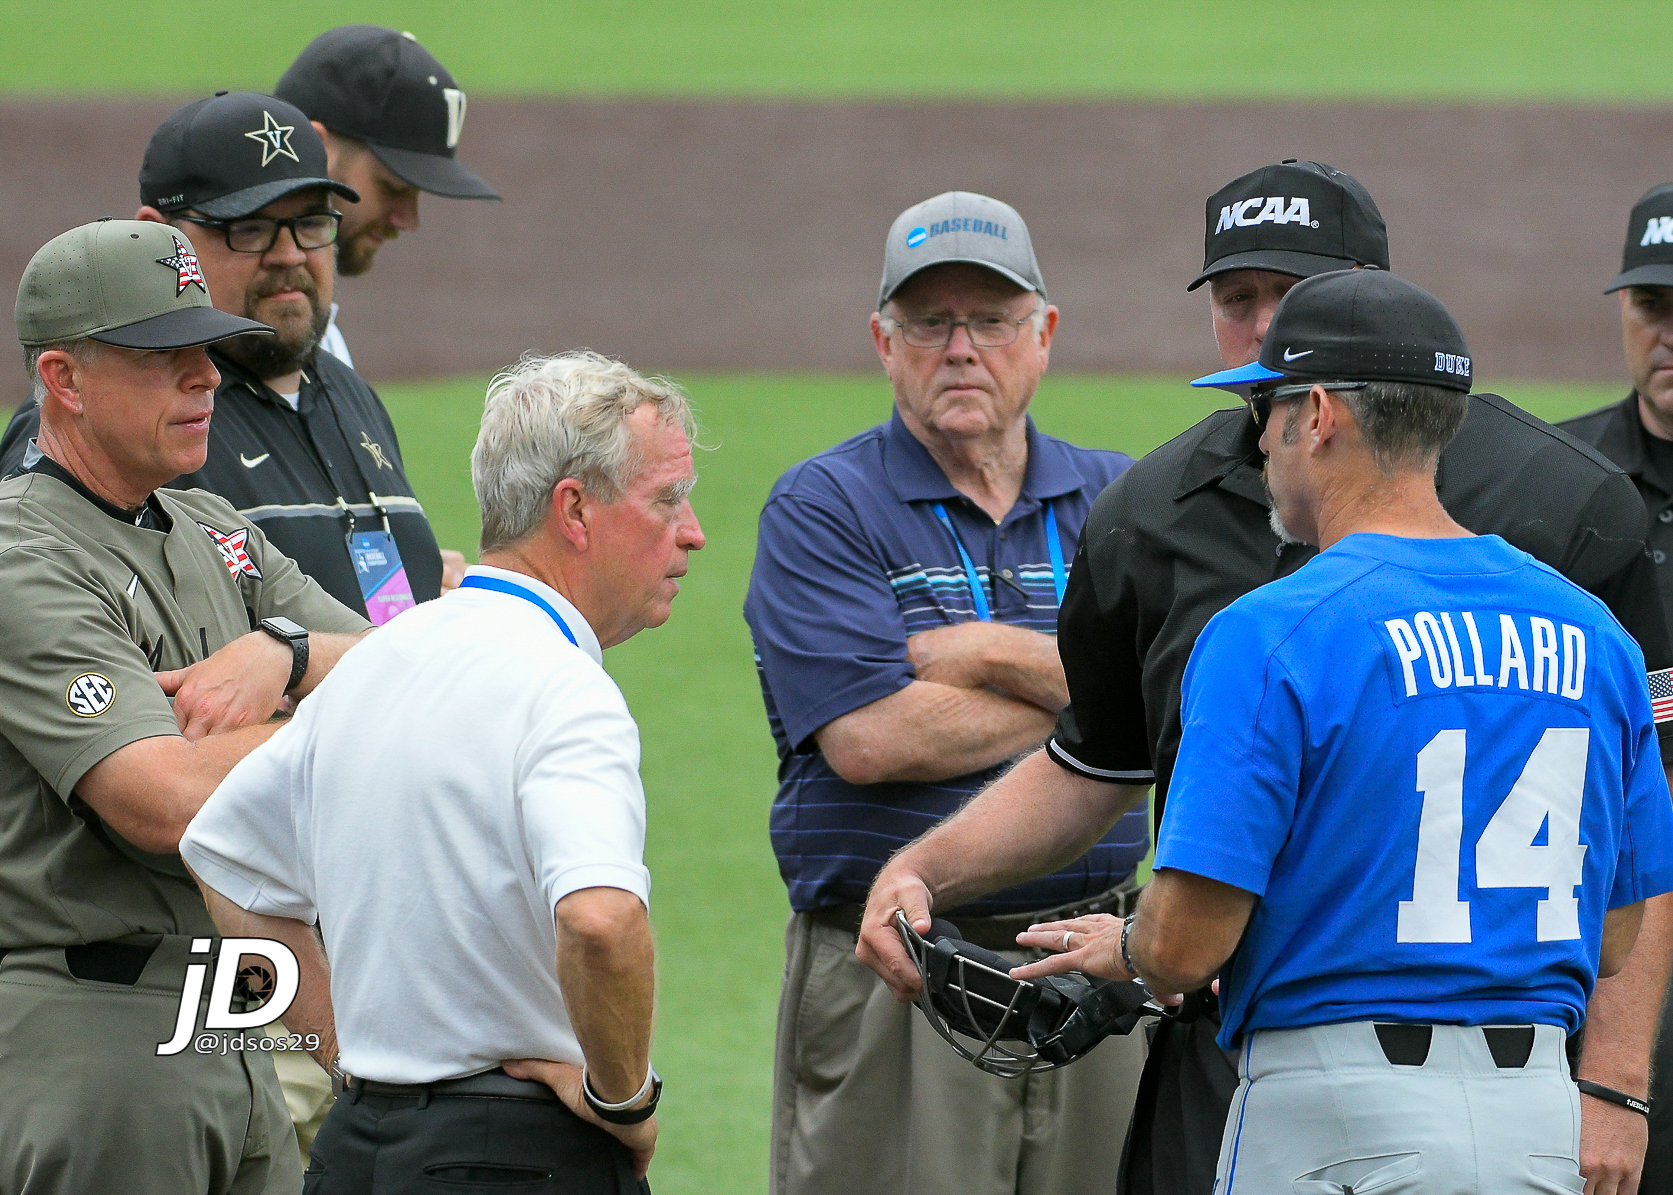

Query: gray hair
23 339 108 402
1281 380 1468 473
471 350 698 552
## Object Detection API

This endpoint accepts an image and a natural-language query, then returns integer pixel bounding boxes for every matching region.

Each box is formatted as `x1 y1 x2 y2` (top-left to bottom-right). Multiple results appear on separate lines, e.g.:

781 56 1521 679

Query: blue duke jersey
1154 533 1673 1050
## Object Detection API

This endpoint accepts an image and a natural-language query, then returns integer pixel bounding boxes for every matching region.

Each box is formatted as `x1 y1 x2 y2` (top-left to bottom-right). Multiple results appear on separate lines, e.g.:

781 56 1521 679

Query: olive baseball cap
140 91 358 220
16 221 272 350
879 191 1045 308
1604 183 1673 293
1189 160 1390 291
1190 270 1472 396
276 26 500 200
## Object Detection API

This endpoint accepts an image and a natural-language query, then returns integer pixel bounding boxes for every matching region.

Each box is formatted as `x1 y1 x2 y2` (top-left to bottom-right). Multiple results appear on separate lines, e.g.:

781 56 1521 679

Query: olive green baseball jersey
0 472 370 948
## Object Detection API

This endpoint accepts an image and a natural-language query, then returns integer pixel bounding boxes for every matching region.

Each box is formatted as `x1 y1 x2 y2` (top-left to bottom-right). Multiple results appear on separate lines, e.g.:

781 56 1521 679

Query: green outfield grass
1 2 1668 100
372 370 1625 1194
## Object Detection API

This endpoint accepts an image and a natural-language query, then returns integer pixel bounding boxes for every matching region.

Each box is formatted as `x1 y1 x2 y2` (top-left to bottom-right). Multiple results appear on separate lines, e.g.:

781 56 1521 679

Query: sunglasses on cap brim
1246 380 1367 427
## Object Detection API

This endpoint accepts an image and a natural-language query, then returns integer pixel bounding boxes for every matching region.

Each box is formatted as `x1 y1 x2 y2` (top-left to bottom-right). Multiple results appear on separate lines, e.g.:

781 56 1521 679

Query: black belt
1374 1023 1537 1069
344 1067 560 1103
810 883 1140 953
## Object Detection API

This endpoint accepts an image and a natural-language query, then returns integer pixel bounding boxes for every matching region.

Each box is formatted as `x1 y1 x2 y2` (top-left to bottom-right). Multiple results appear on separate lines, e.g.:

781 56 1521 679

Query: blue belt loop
1043 500 1067 605
457 574 580 647
932 502 991 622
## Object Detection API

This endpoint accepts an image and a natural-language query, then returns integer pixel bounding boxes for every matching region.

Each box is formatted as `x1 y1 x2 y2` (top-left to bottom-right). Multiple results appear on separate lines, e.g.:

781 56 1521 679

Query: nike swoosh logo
240 453 270 469
1282 348 1314 362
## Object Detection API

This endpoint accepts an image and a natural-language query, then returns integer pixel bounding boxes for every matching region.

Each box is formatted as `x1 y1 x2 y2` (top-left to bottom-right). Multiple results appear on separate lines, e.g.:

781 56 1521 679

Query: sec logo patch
66 673 115 718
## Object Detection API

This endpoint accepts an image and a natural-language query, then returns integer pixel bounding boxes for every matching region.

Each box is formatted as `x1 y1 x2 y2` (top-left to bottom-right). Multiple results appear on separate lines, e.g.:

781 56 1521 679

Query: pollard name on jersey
1381 610 1590 704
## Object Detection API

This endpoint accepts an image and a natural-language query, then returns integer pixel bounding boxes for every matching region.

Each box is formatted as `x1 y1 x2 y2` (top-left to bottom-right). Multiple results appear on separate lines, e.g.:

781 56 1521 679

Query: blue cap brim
1189 360 1286 397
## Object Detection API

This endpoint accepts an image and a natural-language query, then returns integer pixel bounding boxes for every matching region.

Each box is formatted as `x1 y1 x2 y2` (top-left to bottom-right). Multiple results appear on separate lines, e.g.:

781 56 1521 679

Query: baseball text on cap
907 218 1010 246
1436 353 1472 378
1214 197 1318 234
1643 217 1673 247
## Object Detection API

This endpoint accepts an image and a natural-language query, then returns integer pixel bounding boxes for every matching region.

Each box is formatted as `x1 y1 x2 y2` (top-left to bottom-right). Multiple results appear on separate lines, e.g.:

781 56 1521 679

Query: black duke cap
1189 160 1390 291
276 26 500 200
140 92 359 219
1192 270 1473 396
1605 183 1673 293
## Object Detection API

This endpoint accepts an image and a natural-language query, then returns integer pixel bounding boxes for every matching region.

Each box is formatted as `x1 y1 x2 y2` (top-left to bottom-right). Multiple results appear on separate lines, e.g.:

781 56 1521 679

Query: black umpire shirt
1 348 442 619
1560 391 1673 1195
1047 392 1673 1195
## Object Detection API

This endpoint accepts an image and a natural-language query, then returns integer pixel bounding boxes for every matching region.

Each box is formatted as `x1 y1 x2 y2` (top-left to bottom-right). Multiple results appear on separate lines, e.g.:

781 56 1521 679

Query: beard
1261 464 1306 546
218 267 330 379
335 228 381 277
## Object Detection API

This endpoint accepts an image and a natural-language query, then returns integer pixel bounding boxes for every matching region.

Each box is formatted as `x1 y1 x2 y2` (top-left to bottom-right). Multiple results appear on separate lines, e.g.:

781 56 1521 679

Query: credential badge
66 673 115 718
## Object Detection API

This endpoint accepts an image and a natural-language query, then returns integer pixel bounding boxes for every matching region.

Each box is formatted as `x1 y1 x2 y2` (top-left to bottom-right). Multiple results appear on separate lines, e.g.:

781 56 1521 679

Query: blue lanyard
931 500 1067 622
457 574 579 647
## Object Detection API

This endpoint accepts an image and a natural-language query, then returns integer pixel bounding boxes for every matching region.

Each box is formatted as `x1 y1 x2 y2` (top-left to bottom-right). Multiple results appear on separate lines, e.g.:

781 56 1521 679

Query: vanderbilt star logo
245 109 299 167
156 236 208 297
359 430 391 470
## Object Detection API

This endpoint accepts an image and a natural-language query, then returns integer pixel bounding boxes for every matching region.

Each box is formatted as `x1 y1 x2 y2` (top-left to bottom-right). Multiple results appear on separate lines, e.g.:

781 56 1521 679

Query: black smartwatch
259 617 310 692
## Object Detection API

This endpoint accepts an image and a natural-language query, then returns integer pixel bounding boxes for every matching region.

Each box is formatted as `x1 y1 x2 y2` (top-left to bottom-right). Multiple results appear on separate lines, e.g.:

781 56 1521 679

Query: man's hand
855 868 936 1001
1010 914 1134 983
1580 1096 1646 1195
502 1058 656 1178
440 549 468 593
157 631 291 741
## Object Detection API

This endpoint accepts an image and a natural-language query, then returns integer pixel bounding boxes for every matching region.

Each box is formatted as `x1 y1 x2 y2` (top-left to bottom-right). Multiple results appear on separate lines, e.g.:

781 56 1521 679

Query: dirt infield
1 98 1667 384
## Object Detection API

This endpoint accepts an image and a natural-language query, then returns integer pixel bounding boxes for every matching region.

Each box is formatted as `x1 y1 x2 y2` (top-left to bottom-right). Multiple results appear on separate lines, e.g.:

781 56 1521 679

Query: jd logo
156 938 300 1056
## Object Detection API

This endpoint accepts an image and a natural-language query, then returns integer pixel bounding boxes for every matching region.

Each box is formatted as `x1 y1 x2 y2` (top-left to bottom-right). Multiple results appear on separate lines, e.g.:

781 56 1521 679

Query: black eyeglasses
1247 380 1367 426
176 212 341 255
889 310 1037 349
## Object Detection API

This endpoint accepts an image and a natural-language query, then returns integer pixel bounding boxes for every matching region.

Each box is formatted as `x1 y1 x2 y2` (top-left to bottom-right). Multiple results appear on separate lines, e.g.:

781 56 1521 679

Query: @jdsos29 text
156 936 313 1056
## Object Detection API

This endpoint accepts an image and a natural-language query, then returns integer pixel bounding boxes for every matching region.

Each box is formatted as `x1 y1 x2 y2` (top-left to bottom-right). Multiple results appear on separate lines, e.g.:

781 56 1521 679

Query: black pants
1640 969 1673 1195
305 1087 650 1194
1119 1013 1240 1195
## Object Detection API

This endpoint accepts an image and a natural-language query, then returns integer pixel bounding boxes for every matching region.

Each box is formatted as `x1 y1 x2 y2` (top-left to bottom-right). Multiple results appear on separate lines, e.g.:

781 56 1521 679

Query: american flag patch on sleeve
1650 668 1673 724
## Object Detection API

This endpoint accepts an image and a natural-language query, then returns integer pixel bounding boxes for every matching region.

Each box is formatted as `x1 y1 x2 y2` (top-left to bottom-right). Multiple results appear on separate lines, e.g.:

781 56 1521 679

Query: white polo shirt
181 565 651 1083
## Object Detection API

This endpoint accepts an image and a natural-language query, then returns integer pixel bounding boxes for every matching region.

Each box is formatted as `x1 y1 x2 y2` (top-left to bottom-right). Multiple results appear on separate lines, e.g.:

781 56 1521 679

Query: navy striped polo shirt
744 409 1148 915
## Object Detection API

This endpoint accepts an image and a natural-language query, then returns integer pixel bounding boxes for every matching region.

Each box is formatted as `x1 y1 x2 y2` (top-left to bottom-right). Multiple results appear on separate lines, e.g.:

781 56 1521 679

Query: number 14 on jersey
1398 728 1588 944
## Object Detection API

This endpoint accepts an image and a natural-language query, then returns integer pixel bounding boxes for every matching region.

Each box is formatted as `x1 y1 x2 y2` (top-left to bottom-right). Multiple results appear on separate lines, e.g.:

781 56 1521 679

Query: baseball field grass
1 1 1667 100
375 371 1627 1193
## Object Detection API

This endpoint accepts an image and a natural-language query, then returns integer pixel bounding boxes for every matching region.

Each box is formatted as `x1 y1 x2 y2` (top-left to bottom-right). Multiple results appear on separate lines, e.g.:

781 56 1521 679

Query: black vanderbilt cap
276 26 499 200
1193 270 1473 395
140 92 359 219
1189 160 1390 291
1605 183 1673 293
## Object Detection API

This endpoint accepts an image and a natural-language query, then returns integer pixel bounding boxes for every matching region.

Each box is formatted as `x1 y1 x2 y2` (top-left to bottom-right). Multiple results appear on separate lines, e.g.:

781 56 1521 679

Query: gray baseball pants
1213 1020 1582 1194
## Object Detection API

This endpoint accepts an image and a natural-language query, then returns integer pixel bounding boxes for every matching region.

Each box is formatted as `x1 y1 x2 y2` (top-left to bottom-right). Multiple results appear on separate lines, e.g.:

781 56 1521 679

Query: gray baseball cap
879 191 1046 308
16 220 272 350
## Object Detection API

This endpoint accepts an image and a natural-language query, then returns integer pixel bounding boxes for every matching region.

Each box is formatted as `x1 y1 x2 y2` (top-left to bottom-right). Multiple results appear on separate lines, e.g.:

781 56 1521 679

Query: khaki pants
0 936 302 1195
772 912 1146 1195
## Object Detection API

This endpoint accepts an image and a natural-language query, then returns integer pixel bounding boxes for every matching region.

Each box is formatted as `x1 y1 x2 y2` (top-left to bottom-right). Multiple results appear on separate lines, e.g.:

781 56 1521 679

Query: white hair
471 350 697 552
23 339 109 402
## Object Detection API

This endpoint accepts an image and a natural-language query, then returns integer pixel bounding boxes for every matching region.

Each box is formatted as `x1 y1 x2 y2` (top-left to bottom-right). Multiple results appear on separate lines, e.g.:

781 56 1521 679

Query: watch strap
583 1068 661 1124
259 618 310 692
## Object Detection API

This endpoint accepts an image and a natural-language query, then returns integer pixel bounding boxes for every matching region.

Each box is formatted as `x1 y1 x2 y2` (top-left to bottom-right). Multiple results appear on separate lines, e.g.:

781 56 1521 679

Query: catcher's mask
893 910 1156 1078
